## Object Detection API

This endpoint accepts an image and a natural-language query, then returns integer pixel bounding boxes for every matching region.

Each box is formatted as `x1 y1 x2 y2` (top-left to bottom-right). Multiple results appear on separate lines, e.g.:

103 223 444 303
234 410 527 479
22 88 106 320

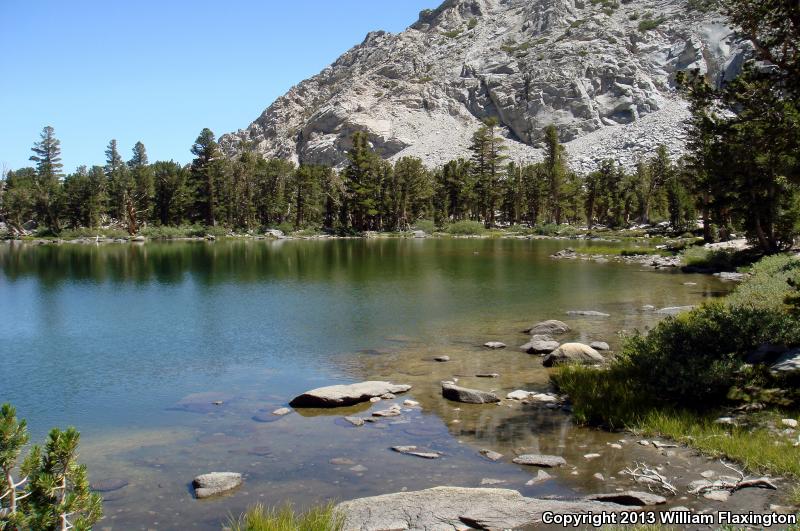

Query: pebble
593 473 605 481
369 397 382 403
272 407 291 416
434 356 450 362
584 453 601 460
700 470 714 478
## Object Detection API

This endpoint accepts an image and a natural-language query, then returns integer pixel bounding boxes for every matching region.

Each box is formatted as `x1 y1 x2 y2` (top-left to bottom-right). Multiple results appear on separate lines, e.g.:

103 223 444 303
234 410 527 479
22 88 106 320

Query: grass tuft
227 502 344 531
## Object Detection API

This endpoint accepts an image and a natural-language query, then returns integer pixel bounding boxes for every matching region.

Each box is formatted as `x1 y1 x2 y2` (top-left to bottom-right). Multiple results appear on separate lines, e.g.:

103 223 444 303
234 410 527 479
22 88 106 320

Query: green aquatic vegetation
227 502 344 531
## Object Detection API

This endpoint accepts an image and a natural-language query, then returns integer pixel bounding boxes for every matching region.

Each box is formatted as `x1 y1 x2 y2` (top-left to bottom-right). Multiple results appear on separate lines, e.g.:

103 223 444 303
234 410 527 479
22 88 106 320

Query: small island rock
289 381 411 408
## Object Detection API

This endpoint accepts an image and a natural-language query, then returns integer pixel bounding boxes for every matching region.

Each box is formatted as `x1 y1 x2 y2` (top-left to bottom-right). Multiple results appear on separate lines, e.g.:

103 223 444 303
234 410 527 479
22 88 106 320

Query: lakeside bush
553 255 800 426
412 219 436 234
228 502 343 531
682 245 762 271
443 220 486 235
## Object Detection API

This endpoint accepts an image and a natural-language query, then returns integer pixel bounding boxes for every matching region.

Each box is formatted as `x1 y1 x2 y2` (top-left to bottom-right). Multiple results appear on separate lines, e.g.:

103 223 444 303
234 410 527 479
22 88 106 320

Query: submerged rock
512 454 566 467
479 449 504 461
524 320 570 335
334 487 630 530
289 381 411 408
543 343 604 367
526 470 553 485
343 416 365 427
391 445 441 459
441 382 500 404
272 407 291 416
192 472 242 499
90 478 129 493
566 310 610 317
484 341 507 349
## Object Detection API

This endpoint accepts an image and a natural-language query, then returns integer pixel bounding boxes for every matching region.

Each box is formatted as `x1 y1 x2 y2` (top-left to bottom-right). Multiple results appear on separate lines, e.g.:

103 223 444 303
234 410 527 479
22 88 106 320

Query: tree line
0 123 720 237
1 1 798 253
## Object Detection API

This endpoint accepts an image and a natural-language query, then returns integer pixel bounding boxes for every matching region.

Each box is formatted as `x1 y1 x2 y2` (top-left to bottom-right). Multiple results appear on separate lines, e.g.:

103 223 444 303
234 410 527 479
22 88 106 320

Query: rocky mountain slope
220 0 750 171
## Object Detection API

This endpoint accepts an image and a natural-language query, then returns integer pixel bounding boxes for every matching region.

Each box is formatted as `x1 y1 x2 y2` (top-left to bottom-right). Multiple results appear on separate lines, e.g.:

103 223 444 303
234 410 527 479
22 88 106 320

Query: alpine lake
1 237 760 529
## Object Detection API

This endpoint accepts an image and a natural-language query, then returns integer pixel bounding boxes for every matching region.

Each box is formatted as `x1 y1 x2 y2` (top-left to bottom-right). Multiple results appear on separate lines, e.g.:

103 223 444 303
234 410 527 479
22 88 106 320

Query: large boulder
192 472 242 499
289 381 411 408
335 486 631 530
441 382 500 404
523 320 570 335
543 343 604 367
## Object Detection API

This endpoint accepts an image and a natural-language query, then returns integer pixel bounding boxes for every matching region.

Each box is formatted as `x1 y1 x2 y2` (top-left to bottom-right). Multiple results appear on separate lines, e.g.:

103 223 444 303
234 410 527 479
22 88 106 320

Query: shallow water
0 238 731 529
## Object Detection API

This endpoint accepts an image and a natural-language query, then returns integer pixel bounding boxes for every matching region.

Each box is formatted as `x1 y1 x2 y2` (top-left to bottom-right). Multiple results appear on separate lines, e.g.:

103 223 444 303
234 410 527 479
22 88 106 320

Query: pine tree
29 126 64 232
153 161 189 226
522 163 546 226
469 118 506 227
189 128 221 226
1 404 102 531
129 141 154 224
290 165 324 229
343 132 386 231
0 403 30 529
542 125 567 225
391 157 432 230
105 139 132 222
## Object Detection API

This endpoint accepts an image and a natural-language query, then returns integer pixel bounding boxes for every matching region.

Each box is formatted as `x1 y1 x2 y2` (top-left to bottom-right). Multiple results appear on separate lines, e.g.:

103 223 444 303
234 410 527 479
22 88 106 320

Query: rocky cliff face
220 0 750 171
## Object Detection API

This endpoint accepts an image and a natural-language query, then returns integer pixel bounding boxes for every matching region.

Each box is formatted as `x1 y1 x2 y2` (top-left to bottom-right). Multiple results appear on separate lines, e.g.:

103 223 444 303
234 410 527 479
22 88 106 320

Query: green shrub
228 502 344 531
412 219 436 234
532 223 560 236
682 246 760 271
638 16 666 32
275 221 296 235
140 224 226 239
467 18 478 29
727 254 800 310
59 227 130 240
554 255 800 424
444 220 486 235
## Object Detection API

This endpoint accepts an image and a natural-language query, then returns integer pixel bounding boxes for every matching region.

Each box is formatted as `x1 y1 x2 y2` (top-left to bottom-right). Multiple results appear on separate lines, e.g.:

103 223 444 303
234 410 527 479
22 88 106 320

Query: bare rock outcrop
221 0 750 171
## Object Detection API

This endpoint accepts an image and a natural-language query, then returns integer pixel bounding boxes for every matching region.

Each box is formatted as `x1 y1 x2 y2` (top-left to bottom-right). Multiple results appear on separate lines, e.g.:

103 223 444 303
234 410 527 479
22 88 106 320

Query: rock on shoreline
289 381 411 408
441 382 500 404
334 486 631 530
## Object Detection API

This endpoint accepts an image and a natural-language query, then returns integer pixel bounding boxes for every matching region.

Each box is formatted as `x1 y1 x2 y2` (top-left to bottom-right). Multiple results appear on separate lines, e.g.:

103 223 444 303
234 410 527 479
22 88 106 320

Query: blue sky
0 0 435 174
